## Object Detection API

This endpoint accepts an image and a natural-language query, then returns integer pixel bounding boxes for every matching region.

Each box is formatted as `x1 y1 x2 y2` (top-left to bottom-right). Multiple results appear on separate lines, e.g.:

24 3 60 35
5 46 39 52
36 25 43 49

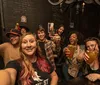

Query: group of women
0 24 100 85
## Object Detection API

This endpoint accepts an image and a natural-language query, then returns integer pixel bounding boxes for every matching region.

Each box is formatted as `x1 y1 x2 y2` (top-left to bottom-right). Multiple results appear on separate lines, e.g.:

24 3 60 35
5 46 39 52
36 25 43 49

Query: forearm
5 68 17 85
97 74 100 80
86 73 100 81
0 70 11 85
50 71 58 85
50 75 58 85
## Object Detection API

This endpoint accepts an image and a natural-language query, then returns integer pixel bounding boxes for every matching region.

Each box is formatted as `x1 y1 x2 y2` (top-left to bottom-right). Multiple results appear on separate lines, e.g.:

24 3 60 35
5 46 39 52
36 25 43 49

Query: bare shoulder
0 42 12 52
0 42 12 47
4 42 12 46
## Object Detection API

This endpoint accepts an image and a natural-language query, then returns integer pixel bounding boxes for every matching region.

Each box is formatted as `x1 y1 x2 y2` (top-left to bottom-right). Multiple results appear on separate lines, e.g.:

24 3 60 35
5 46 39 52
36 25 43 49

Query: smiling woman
20 34 37 57
0 32 58 85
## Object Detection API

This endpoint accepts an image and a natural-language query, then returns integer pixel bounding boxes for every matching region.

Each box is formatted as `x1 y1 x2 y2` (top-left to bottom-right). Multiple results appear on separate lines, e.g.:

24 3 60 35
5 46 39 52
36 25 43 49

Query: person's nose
10 37 13 40
61 30 63 33
40 33 43 36
10 36 15 40
88 46 94 51
27 42 31 46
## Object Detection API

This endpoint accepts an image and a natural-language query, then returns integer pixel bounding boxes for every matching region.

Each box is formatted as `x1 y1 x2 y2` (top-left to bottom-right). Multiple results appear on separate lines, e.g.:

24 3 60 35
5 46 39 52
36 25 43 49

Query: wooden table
58 77 100 85
67 77 100 85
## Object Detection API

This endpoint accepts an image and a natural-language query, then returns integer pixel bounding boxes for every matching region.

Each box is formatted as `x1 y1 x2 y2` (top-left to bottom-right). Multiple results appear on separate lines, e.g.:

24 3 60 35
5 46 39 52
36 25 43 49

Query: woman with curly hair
63 31 85 80
0 32 58 85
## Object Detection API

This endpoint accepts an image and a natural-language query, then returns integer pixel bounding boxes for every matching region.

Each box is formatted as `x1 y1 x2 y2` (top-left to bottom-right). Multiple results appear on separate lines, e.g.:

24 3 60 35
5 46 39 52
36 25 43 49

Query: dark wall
0 12 2 43
0 0 52 42
0 1 100 42
52 2 100 39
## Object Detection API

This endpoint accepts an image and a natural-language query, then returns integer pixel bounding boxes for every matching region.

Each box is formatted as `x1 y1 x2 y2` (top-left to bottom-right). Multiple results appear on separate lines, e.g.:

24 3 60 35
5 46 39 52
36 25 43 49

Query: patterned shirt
37 39 56 69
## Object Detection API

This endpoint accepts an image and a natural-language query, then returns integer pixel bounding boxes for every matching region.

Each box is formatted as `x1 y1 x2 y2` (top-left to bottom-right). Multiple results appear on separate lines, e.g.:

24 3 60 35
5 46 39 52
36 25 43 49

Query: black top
6 60 53 85
39 42 46 56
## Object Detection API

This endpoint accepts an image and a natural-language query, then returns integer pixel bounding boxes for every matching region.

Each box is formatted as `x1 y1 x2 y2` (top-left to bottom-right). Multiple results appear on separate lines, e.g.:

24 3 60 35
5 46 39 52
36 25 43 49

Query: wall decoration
21 15 27 23
84 0 94 4
48 0 63 5
95 0 100 5
65 0 75 4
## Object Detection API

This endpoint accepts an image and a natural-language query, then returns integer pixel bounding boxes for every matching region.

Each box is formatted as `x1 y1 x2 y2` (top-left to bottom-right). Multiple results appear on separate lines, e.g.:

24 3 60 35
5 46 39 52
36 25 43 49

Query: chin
11 41 18 44
26 51 36 56
40 38 44 40
28 54 33 56
26 53 34 56
11 42 17 45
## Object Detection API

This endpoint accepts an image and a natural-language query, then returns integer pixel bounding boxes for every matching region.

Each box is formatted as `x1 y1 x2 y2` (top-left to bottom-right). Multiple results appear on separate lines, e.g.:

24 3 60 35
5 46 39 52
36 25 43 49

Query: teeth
26 48 32 50
25 47 36 51
26 49 32 50
26 49 32 52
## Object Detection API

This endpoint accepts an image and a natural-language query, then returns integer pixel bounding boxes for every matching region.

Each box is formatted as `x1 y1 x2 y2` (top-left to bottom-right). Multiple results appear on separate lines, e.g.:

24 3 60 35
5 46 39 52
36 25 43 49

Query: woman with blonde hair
0 32 58 85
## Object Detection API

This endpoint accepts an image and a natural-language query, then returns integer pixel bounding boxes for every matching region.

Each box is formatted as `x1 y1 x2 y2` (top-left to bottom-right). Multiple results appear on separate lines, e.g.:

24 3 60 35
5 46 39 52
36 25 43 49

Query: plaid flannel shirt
37 39 56 69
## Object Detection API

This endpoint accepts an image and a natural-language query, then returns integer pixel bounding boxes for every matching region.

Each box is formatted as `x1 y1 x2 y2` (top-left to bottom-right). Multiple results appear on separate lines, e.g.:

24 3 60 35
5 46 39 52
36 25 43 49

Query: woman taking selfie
0 32 58 85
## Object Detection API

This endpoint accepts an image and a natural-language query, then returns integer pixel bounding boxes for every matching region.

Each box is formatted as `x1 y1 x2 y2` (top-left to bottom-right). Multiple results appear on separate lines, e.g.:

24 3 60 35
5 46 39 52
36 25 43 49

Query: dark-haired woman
63 31 85 81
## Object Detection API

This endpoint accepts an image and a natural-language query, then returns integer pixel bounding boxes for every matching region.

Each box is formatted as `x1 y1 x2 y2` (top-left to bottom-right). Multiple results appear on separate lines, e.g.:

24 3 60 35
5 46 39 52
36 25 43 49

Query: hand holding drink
65 45 76 59
84 44 99 64
85 50 98 64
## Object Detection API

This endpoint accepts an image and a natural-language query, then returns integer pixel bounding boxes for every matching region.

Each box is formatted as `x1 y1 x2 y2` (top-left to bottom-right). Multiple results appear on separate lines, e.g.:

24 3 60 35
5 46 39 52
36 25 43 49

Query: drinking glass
86 51 98 64
67 45 76 58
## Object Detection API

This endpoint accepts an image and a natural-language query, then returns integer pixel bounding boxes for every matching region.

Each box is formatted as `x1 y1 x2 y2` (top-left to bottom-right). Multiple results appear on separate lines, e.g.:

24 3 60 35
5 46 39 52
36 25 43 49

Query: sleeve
50 65 54 74
6 60 21 72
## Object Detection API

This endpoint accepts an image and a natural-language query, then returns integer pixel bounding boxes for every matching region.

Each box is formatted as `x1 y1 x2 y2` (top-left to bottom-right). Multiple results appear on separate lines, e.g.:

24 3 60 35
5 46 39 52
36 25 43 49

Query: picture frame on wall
48 22 55 35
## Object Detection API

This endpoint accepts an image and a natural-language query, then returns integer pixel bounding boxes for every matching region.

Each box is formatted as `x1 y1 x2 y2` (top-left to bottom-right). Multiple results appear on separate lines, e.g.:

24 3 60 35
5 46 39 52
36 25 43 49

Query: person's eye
38 33 40 35
30 40 35 43
22 41 27 44
87 46 90 48
91 44 95 47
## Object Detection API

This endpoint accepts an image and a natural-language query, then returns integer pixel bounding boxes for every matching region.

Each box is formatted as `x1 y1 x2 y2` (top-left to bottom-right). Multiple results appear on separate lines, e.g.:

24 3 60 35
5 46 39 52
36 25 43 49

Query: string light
82 2 85 13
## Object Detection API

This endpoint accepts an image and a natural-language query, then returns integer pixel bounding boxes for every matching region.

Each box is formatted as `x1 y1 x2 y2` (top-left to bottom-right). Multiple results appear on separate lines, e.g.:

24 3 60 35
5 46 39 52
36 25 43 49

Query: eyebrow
87 44 96 47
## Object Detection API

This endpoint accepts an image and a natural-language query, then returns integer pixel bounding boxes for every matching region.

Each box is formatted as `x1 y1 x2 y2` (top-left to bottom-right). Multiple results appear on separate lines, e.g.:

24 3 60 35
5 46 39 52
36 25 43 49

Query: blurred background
0 0 100 42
